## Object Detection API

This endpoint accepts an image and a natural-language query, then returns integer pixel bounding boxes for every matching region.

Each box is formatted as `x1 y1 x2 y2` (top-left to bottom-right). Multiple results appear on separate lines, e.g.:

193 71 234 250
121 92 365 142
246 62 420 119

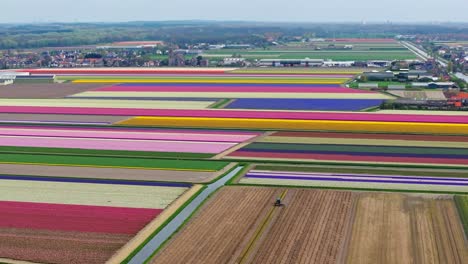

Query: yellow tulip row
117 117 468 135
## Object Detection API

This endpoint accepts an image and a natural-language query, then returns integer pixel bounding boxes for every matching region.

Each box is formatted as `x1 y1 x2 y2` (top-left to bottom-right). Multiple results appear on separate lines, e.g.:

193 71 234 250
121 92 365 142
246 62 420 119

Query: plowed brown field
346 193 467 264
0 228 131 264
151 187 467 264
152 187 279 264
249 189 354 264
152 187 354 264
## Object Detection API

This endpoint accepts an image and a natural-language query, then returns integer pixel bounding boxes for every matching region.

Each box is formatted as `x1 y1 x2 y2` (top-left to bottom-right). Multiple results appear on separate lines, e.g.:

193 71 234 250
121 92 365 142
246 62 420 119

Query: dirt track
0 83 104 98
0 164 219 183
346 193 467 264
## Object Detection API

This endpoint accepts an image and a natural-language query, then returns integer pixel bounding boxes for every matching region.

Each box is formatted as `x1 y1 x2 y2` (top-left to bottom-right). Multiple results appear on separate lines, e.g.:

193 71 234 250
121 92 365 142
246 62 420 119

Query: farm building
14 75 56 84
323 61 355 67
388 84 406 90
222 58 246 66
358 83 379 89
259 59 324 67
412 82 456 89
362 72 395 81
0 79 14 86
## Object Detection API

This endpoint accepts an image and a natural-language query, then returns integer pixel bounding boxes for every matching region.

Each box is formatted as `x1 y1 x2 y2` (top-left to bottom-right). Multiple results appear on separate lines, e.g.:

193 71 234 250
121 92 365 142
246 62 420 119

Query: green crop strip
0 153 229 171
454 195 468 237
0 146 213 159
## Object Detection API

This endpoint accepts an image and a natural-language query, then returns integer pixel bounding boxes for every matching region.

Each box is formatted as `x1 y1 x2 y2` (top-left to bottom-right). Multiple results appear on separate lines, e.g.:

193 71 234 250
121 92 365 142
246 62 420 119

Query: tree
447 62 453 73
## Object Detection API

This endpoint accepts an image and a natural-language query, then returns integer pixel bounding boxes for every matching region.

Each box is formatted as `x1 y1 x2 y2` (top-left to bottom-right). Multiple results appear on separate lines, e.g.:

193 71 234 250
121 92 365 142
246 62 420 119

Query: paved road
128 166 244 264
401 41 448 67
455 72 468 82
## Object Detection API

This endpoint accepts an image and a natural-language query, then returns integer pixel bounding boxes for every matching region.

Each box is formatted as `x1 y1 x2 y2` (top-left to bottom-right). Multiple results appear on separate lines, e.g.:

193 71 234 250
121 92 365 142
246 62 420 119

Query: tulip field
0 66 466 263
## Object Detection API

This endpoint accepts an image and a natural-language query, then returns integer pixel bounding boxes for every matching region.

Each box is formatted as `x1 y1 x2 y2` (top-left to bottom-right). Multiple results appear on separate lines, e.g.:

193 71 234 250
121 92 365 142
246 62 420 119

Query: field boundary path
127 166 244 264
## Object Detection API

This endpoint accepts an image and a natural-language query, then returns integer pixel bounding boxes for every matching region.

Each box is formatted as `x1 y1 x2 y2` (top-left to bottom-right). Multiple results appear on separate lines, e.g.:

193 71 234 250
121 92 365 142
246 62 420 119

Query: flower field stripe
116 83 342 87
4 107 468 124
243 143 468 157
95 85 371 93
0 99 215 110
225 99 384 111
247 171 468 182
239 178 468 193
0 153 229 171
55 73 355 78
18 68 232 74
243 148 468 159
0 135 237 154
260 136 468 149
0 125 260 136
0 180 188 209
272 131 468 142
229 150 468 165
72 79 346 84
244 175 468 186
118 117 468 135
0 201 162 234
0 175 192 187
69 91 389 99
0 127 258 143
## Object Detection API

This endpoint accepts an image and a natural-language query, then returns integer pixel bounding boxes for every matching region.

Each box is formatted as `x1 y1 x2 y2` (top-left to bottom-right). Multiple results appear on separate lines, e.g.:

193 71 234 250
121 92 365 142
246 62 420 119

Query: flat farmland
151 187 467 264
151 186 278 264
203 49 416 60
0 83 105 98
0 177 195 264
151 187 354 264
346 193 467 264
247 189 354 264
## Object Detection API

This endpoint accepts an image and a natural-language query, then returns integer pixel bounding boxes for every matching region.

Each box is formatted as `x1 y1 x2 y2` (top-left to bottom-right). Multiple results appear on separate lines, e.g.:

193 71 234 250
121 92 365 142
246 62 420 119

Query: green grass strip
0 153 228 171
0 146 213 159
224 157 468 170
454 195 468 237
209 98 230 109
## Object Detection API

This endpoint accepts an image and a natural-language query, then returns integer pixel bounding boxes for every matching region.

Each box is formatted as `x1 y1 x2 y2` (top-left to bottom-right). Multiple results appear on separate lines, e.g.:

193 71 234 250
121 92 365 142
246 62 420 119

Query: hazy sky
2 0 467 23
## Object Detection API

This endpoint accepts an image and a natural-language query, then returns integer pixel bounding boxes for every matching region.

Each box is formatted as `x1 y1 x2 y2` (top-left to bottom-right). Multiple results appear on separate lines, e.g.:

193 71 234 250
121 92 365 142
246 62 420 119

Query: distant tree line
0 22 467 50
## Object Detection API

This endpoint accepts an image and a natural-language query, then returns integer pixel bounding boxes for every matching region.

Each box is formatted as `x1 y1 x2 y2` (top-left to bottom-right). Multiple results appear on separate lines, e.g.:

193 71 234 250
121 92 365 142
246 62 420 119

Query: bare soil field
0 228 131 264
152 187 354 264
0 83 104 98
249 189 354 264
0 164 221 183
151 186 279 264
346 193 467 264
151 187 467 264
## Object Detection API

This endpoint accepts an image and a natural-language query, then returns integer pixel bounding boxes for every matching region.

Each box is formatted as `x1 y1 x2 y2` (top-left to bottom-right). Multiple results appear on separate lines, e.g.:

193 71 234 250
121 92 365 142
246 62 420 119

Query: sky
1 0 467 23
